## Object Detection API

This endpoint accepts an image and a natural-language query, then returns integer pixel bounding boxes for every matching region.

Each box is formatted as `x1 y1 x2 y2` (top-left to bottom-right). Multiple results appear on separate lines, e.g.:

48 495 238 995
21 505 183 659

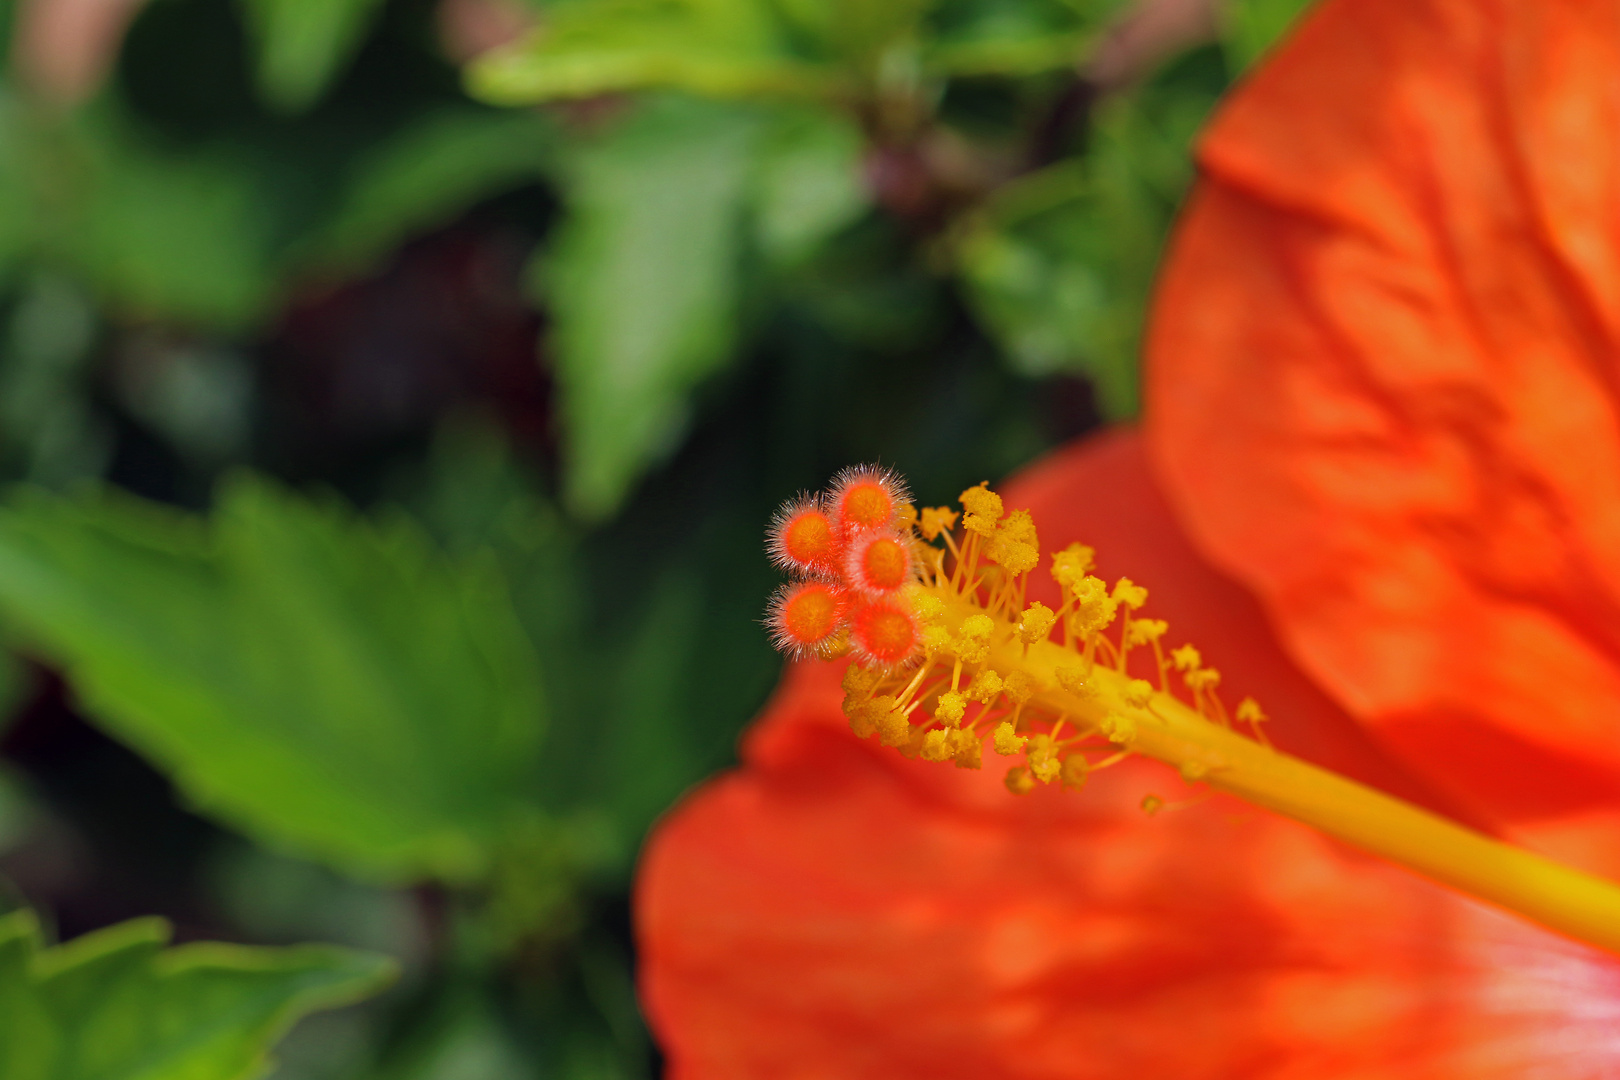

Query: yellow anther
919 506 959 541
951 728 982 770
896 502 918 529
1061 754 1089 791
875 701 911 747
921 624 951 652
1050 542 1095 590
987 511 1039 573
1125 619 1167 648
935 691 967 725
843 690 893 739
843 664 881 695
1112 577 1148 610
1171 644 1202 671
1004 766 1035 795
965 670 1003 703
959 482 1004 535
920 728 954 762
993 720 1027 755
1017 602 1057 645
1180 760 1209 782
905 585 946 625
1123 679 1154 708
1141 794 1164 815
991 540 1039 576
1099 714 1137 744
1186 668 1221 692
997 509 1037 548
1235 697 1267 724
1070 575 1119 636
1027 734 1061 783
1054 665 1089 694
953 613 995 664
1002 669 1036 704
955 640 990 665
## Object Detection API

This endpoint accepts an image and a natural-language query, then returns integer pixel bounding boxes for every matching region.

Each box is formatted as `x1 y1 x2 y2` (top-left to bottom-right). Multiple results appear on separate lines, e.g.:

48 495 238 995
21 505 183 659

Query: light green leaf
750 108 867 266
238 0 388 113
0 909 395 1080
1224 0 1316 70
537 95 760 521
466 0 841 105
307 108 558 277
0 476 545 883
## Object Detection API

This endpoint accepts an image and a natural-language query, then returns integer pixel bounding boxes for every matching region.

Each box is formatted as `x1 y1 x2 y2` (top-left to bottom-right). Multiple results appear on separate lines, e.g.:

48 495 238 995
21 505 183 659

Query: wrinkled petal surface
639 431 1620 1079
1147 0 1620 875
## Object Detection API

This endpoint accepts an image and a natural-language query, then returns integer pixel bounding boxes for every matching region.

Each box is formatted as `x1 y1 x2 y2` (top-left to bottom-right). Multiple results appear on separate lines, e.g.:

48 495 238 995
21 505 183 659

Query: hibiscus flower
636 0 1620 1075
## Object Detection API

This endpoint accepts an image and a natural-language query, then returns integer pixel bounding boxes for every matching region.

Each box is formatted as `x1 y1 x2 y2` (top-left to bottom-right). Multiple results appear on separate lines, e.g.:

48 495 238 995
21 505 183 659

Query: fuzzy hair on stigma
849 597 922 668
766 581 848 659
767 494 841 576
829 465 910 538
845 529 914 595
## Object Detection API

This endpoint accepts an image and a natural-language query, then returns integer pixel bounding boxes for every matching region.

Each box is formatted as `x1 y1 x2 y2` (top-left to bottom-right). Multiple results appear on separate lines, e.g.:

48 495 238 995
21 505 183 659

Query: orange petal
1147 0 1620 876
639 663 1620 1080
640 431 1620 1076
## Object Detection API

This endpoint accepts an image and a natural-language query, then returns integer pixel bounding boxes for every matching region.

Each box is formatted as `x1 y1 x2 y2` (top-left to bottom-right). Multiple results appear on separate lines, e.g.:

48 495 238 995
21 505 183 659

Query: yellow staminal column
988 622 1620 957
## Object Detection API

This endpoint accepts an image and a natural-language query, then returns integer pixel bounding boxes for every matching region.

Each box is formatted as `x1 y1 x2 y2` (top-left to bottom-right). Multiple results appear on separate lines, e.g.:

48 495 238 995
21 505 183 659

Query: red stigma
768 582 846 658
829 465 909 537
768 496 840 574
847 530 912 594
851 598 920 667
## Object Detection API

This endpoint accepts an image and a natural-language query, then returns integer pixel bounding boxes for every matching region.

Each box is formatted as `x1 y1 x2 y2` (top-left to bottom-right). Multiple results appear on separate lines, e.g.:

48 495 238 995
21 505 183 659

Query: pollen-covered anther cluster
764 469 1270 800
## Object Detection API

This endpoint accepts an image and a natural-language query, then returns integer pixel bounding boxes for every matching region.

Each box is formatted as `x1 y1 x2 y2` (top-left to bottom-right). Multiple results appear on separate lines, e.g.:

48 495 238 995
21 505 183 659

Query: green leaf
923 0 1125 77
1223 0 1316 70
6 106 281 329
238 0 388 113
957 51 1224 417
0 909 395 1080
537 95 760 521
769 0 931 71
65 142 277 329
750 108 868 266
306 108 558 277
466 0 840 105
0 476 545 883
0 98 280 329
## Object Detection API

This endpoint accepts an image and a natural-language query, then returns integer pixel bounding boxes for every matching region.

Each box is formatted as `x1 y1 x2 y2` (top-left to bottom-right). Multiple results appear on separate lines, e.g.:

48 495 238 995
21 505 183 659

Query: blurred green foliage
0 0 1319 1074
0 908 394 1079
